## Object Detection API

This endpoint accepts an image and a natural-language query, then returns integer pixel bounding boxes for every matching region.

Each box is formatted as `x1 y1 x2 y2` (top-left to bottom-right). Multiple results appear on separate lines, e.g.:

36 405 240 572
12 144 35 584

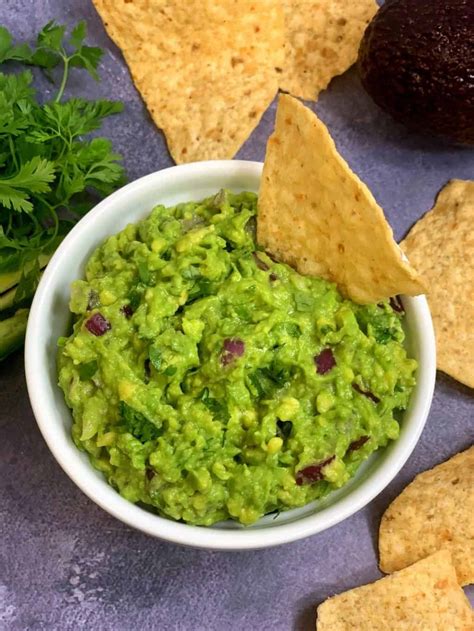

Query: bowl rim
25 160 436 550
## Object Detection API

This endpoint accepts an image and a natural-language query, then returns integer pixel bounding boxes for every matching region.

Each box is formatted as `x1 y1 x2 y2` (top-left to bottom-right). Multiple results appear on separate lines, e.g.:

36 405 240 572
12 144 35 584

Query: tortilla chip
280 0 378 100
401 180 474 387
316 550 473 631
93 0 284 163
257 94 424 304
379 447 474 586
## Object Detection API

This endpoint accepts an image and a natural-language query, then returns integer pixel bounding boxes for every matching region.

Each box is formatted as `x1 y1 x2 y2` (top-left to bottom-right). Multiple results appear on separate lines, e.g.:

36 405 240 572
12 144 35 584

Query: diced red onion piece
389 295 405 313
85 313 111 336
252 252 269 271
352 383 380 404
223 338 245 356
347 436 369 453
221 338 245 365
295 456 335 486
314 348 336 374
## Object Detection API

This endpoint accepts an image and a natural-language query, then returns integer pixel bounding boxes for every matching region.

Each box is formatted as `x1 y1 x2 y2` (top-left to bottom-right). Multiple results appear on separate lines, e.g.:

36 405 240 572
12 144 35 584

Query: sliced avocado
0 271 44 320
0 285 16 314
0 308 29 361
0 252 52 294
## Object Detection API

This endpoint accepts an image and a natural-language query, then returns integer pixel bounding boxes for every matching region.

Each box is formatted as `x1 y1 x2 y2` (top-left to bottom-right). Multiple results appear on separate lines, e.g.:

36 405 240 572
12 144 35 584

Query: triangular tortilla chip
316 550 473 631
401 180 474 387
93 0 284 163
379 446 474 586
280 0 378 100
257 94 424 304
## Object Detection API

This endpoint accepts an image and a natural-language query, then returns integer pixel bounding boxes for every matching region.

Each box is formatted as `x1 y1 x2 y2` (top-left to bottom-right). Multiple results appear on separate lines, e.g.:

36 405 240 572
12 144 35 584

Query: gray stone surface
1 1 473 629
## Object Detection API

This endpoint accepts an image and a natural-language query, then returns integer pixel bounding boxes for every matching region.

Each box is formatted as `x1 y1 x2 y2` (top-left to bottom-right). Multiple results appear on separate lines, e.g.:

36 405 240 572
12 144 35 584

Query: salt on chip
92 0 284 163
280 0 378 100
316 550 473 631
379 446 474 586
257 94 424 304
401 180 474 387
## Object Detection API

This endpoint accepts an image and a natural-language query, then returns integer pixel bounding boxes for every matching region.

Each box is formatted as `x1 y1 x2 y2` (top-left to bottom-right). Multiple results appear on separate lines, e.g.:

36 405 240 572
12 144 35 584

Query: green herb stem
54 54 69 103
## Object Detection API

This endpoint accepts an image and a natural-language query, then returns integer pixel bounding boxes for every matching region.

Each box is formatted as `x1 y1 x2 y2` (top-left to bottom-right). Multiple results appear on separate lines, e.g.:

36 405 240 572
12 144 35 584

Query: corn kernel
267 437 283 454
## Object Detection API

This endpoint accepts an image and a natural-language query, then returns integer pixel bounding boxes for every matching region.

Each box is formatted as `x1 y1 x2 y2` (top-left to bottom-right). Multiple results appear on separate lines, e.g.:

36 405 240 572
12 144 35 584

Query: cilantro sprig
0 21 124 355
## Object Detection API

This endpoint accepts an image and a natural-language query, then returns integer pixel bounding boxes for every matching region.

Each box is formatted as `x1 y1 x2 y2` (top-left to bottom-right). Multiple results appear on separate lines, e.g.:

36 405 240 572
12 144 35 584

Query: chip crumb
401 179 474 387
316 550 473 630
379 446 474 586
257 94 425 304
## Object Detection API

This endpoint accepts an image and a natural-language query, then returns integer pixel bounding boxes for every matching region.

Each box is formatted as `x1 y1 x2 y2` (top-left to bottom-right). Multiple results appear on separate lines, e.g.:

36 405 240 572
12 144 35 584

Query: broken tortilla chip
257 94 424 304
280 0 378 100
379 446 474 586
316 550 473 631
401 180 474 387
93 0 284 163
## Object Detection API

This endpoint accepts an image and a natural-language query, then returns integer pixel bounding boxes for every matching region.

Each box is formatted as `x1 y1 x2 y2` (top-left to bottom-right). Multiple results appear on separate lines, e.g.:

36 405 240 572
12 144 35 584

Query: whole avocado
357 0 474 144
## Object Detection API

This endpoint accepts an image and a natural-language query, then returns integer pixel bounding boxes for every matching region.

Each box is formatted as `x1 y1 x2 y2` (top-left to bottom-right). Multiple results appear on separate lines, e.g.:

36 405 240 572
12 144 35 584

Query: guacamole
58 191 417 526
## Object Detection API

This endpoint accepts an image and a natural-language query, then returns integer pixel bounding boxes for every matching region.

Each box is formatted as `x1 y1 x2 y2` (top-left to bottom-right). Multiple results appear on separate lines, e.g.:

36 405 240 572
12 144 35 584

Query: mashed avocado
58 191 417 526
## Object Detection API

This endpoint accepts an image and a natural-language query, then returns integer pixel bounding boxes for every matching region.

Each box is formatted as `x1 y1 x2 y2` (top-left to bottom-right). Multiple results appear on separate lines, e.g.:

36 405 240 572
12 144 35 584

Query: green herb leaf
187 278 213 303
149 347 162 371
69 22 87 48
78 359 98 381
119 401 162 443
163 366 177 377
248 363 291 399
37 21 66 54
0 27 32 64
128 288 142 312
199 388 229 421
0 157 55 212
69 45 103 81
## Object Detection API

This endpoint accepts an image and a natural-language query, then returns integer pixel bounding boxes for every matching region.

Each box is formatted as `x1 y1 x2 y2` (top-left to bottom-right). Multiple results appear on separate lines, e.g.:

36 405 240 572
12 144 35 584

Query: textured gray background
1 1 473 629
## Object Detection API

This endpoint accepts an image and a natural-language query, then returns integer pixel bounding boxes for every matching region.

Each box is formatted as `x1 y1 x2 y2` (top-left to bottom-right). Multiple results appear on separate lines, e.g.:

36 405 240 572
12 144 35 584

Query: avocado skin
0 309 29 361
358 0 474 144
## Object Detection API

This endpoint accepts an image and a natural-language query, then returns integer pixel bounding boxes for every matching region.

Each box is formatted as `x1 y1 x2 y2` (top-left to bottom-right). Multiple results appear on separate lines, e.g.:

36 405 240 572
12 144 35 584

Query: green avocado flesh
0 308 29 361
58 191 417 526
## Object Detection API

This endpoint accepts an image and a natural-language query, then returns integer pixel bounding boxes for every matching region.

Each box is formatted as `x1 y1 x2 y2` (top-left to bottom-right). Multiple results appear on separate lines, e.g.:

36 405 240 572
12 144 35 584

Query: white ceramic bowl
25 161 436 550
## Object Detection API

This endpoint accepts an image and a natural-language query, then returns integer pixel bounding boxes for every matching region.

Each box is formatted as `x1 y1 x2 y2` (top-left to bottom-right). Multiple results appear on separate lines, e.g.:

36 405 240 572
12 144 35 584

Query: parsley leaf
0 27 32 64
119 401 163 443
78 359 98 381
0 23 124 356
149 347 162 371
0 157 55 212
199 387 229 421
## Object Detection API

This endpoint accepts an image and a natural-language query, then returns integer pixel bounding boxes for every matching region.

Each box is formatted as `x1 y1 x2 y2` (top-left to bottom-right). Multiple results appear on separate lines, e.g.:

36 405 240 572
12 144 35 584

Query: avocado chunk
0 271 44 320
357 0 474 144
0 309 29 361
0 252 52 294
0 285 16 315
